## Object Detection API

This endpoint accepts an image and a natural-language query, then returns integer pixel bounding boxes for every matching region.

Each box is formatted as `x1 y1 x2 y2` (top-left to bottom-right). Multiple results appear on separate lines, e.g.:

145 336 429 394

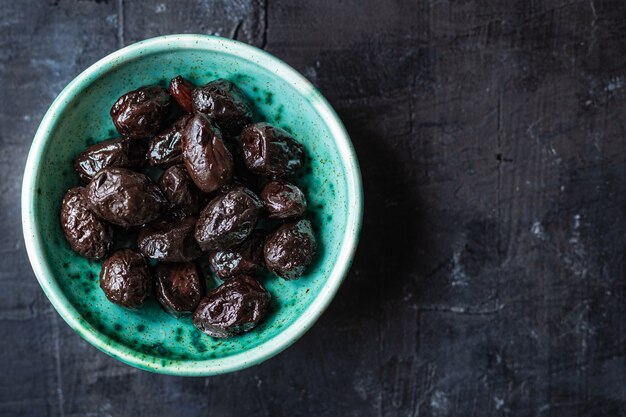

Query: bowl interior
25 37 359 374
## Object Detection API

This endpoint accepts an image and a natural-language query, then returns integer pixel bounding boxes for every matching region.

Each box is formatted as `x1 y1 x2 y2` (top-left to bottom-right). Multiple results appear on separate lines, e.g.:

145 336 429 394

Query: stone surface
2 0 626 416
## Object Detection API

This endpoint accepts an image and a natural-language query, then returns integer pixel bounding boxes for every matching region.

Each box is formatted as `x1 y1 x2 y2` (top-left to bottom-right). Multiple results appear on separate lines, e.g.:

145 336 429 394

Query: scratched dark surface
2 0 626 416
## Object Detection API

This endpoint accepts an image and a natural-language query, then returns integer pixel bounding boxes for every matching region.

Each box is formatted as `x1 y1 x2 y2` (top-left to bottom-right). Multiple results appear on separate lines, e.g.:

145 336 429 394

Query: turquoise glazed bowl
21 35 362 375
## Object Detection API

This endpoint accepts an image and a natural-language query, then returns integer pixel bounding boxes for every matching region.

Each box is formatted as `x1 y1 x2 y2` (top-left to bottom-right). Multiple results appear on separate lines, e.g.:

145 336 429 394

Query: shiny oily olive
260 180 307 219
195 186 262 251
210 232 265 279
100 249 151 308
155 262 203 317
73 137 130 183
182 113 234 193
110 86 171 139
85 167 167 227
168 76 195 113
264 219 317 280
191 79 254 136
158 164 201 214
147 115 191 167
192 275 270 338
60 187 113 260
137 215 204 262
240 122 304 178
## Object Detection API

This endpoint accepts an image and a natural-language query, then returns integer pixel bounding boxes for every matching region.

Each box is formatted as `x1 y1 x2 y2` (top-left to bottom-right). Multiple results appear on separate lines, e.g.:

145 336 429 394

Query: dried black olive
182 113 234 193
191 79 253 136
192 275 270 338
147 115 191 167
195 186 262 251
100 249 151 308
110 86 171 139
158 164 201 215
155 262 203 317
168 76 195 113
137 215 204 262
240 122 304 178
210 232 265 278
85 167 167 227
264 219 317 280
61 75 319 330
60 187 113 260
73 138 130 183
260 180 307 219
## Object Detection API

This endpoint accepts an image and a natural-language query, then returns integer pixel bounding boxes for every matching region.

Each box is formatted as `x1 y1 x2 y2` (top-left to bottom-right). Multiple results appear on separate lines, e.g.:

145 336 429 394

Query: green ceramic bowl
21 35 362 375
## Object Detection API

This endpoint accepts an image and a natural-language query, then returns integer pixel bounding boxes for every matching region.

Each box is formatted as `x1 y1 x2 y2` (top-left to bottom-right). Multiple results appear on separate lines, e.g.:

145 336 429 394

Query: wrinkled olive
73 137 130 183
260 180 307 219
147 115 191 167
85 167 167 227
182 113 234 193
195 186 262 251
60 187 113 259
240 122 304 178
100 249 151 308
110 86 171 139
137 215 204 262
264 219 317 280
210 232 265 278
155 262 203 317
192 275 270 338
192 79 253 136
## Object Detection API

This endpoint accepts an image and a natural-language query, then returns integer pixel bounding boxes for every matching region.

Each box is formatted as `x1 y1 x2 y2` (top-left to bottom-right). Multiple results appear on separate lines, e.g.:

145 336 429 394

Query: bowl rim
21 34 363 376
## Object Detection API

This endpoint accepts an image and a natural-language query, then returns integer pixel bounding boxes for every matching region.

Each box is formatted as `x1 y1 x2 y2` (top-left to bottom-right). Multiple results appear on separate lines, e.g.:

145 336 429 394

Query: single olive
73 137 130 183
85 167 167 227
168 75 195 113
154 262 203 317
182 113 234 193
60 187 113 260
195 186 262 251
147 114 192 167
110 86 171 139
264 219 317 280
240 122 304 178
100 249 151 308
260 180 307 219
192 275 270 338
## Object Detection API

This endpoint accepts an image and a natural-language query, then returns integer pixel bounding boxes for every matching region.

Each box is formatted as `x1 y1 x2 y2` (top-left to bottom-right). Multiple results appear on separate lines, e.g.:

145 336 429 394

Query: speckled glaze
21 35 362 375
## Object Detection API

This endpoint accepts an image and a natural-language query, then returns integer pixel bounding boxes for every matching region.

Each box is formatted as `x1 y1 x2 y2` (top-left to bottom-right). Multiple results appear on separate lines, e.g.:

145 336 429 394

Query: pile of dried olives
59 76 317 338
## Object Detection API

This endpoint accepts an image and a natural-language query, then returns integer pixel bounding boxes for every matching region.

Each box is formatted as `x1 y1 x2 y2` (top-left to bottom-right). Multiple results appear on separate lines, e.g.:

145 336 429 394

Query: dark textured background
2 0 626 416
